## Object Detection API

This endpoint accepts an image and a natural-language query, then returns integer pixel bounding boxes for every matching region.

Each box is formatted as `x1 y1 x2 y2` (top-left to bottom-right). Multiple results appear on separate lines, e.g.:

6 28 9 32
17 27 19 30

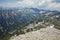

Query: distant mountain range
0 7 60 37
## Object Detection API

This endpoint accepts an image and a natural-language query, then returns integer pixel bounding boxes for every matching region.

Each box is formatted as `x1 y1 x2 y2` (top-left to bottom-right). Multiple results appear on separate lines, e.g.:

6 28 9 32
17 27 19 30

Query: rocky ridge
10 27 60 40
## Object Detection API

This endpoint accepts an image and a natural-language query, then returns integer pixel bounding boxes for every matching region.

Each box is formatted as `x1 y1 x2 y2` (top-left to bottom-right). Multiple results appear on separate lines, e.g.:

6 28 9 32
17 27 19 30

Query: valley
0 8 60 40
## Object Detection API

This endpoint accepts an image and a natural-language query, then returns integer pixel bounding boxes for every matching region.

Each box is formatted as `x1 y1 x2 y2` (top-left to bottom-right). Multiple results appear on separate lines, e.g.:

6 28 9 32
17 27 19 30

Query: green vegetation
44 17 60 30
34 25 46 30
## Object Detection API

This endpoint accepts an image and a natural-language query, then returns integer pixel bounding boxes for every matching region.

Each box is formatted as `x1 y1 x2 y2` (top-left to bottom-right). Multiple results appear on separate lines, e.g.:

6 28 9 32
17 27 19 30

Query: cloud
17 0 35 7
0 0 60 11
47 2 60 11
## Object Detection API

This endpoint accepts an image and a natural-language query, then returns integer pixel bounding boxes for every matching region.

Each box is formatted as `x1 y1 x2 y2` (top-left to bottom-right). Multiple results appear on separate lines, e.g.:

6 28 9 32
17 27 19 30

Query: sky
0 0 60 11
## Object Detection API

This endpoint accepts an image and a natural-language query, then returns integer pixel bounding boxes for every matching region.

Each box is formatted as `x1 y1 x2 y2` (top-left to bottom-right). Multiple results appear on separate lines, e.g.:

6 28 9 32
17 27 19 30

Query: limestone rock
10 27 60 40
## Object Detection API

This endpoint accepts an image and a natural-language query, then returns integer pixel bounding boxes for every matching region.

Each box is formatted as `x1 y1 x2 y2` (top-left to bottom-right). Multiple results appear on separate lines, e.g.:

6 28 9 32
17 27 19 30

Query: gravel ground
9 27 60 40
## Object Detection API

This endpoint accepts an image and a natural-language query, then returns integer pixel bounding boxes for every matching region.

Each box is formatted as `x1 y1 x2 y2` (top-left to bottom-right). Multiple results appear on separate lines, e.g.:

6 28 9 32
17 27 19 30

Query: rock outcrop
9 27 60 40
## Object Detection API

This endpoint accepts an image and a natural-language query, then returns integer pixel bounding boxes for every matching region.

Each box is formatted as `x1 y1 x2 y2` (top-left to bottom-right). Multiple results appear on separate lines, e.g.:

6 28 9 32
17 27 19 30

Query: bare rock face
9 27 60 40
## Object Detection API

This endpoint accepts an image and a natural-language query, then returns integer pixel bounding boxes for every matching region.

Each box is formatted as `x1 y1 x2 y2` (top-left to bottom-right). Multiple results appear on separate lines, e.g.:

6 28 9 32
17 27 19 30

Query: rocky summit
9 27 60 40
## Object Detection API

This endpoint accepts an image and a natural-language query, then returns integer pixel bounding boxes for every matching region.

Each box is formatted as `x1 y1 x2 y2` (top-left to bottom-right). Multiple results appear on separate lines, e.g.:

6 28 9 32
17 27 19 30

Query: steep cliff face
0 8 43 36
10 27 60 40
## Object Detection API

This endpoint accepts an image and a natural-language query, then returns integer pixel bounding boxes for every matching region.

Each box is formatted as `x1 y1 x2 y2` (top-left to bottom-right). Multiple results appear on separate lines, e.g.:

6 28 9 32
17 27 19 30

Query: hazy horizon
0 0 60 11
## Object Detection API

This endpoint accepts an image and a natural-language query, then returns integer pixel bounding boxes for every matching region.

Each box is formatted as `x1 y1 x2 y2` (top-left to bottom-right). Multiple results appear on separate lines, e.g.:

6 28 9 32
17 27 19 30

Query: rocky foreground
9 27 60 40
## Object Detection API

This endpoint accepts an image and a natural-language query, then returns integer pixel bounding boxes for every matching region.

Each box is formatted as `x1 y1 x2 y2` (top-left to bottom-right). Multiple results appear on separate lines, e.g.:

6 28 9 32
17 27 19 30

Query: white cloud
47 3 60 11
0 0 60 11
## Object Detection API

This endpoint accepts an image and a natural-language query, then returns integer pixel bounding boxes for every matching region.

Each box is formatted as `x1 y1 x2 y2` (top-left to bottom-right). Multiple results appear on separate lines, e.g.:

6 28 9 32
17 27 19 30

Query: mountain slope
0 8 60 40
10 27 60 40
